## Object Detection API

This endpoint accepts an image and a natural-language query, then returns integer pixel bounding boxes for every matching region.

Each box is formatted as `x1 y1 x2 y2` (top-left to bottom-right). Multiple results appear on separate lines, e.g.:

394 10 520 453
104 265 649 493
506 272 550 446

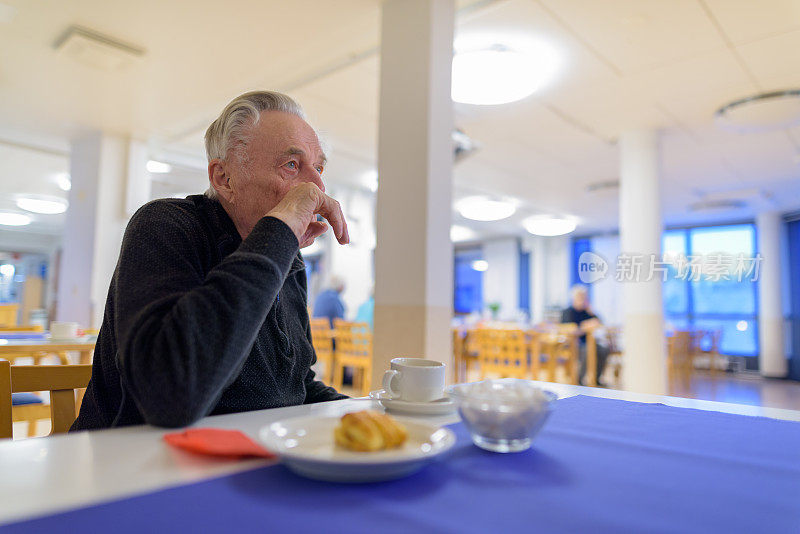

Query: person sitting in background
72 91 349 431
562 285 610 387
313 275 346 328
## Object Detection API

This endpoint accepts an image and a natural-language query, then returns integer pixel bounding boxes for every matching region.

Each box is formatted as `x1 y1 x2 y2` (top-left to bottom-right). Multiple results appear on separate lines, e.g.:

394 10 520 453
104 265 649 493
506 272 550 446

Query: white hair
203 91 305 199
570 284 589 299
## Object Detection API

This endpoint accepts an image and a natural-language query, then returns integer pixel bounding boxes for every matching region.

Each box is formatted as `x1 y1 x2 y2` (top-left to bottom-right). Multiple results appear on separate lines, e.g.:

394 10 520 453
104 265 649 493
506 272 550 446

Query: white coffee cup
382 358 445 402
50 321 79 339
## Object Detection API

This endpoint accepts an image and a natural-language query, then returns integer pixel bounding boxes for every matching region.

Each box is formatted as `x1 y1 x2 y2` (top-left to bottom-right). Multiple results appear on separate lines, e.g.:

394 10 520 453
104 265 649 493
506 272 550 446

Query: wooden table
1 380 799 526
0 338 96 365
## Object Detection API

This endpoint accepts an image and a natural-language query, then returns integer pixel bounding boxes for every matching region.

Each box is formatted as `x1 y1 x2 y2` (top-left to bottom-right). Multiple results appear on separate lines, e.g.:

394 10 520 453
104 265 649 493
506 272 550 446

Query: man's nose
302 167 325 193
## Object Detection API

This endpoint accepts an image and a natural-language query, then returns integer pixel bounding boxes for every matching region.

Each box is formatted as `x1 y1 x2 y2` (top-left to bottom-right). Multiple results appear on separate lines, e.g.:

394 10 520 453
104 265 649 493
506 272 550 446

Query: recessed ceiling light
715 90 800 132
471 260 489 272
523 216 577 237
146 160 172 173
452 43 559 105
16 197 68 215
450 225 477 242
55 172 72 191
455 196 516 221
0 212 32 226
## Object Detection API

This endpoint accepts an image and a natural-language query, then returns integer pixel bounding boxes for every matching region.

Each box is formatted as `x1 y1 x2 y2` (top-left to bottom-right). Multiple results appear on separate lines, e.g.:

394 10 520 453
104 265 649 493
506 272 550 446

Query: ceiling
0 0 799 240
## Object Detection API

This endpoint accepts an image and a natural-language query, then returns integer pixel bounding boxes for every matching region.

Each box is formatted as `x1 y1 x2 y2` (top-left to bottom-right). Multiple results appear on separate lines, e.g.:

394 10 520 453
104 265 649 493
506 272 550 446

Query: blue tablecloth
5 395 800 533
0 333 46 340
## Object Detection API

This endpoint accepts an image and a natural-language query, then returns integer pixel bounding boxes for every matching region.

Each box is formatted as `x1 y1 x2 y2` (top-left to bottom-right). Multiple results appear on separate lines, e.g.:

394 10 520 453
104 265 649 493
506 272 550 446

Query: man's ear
208 159 234 202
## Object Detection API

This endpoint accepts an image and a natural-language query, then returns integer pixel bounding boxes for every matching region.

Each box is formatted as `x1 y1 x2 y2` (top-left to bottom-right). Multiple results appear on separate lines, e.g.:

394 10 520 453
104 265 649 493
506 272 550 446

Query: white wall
325 186 375 319
590 235 623 326
482 237 519 321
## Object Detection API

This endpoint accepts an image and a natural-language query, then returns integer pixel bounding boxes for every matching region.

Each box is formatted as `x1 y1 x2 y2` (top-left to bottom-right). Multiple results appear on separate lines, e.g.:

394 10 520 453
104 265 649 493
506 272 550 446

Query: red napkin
163 428 276 459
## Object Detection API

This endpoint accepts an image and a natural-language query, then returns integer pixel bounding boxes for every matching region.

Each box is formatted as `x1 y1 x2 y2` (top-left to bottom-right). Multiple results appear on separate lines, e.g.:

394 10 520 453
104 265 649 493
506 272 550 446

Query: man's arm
115 202 298 428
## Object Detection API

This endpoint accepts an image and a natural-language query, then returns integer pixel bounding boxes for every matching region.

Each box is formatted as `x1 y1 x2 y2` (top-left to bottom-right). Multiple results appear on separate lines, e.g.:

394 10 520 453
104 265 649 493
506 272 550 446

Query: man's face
222 111 326 236
573 291 588 310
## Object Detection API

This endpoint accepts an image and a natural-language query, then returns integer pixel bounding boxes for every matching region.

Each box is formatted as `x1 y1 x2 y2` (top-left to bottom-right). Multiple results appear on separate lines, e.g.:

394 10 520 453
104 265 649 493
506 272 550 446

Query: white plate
47 336 88 343
259 414 455 483
369 389 457 416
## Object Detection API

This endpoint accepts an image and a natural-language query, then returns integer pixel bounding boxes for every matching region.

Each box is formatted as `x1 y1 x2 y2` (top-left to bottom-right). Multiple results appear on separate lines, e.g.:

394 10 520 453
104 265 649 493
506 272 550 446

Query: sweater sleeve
114 202 299 428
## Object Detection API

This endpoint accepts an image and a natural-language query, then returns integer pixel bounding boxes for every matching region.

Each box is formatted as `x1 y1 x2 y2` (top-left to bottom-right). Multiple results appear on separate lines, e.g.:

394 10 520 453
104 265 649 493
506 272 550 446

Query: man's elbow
142 404 206 429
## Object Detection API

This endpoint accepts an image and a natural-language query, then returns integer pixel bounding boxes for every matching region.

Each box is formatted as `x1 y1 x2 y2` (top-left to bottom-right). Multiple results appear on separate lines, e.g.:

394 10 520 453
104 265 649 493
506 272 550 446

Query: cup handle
382 369 400 399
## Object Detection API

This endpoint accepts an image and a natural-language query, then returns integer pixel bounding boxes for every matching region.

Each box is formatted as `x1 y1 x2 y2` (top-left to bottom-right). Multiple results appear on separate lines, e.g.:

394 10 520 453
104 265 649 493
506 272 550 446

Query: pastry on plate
334 410 408 452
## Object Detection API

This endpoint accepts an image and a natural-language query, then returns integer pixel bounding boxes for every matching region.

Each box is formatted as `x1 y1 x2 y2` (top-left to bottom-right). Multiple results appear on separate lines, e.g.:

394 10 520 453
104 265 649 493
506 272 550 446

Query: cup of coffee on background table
382 358 445 402
50 321 79 339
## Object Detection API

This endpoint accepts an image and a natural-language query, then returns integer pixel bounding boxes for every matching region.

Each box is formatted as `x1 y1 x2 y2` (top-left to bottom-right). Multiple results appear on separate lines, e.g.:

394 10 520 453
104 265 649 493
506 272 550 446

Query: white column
372 0 455 386
756 211 787 377
57 133 150 328
619 129 666 394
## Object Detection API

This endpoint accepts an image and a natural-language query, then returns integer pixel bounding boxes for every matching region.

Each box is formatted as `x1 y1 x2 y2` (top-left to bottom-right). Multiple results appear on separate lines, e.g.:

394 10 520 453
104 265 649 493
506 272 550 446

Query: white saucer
48 336 88 343
260 415 455 482
369 389 457 416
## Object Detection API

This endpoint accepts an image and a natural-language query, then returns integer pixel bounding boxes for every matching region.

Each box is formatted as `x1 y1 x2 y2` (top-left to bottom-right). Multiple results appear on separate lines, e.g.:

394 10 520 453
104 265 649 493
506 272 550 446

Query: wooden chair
692 329 723 375
537 324 580 384
309 318 335 384
667 331 693 389
604 326 624 386
332 320 373 396
0 360 92 439
475 328 529 379
0 304 19 327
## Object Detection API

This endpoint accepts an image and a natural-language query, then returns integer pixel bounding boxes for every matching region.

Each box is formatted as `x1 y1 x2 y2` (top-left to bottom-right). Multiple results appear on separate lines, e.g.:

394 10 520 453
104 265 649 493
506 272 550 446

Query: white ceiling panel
537 0 725 74
703 0 800 45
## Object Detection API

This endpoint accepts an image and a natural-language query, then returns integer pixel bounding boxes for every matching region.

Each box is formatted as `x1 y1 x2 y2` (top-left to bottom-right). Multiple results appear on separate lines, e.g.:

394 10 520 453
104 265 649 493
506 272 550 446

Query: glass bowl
447 379 557 453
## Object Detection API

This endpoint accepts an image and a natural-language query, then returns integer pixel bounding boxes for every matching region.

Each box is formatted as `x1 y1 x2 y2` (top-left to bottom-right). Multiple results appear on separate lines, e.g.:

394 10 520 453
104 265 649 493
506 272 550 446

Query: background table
0 338 96 365
1 381 799 528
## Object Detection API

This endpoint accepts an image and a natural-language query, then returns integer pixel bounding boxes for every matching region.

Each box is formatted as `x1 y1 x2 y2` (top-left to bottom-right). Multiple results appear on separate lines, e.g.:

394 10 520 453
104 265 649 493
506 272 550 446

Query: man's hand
266 183 350 248
579 318 602 333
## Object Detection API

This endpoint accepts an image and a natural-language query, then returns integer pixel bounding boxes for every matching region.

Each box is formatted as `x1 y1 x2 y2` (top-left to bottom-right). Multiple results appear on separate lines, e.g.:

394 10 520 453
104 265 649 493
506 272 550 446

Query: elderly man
562 285 610 387
313 275 346 328
72 91 349 430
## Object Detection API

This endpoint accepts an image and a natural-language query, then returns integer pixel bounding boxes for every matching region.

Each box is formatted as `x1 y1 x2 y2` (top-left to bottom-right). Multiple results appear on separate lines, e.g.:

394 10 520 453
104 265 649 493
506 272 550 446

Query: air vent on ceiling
54 25 145 70
688 199 747 212
586 180 619 193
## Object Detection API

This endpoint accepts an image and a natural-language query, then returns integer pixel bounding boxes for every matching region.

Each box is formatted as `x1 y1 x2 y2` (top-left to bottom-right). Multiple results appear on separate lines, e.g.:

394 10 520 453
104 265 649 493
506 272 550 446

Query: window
663 224 758 357
454 248 484 314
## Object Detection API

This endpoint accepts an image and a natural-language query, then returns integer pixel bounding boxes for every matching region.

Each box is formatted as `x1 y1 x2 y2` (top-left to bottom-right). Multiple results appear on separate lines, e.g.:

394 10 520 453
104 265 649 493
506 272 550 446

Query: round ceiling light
16 196 68 214
0 212 32 226
715 90 800 132
452 43 559 105
471 260 489 272
523 216 577 237
455 196 516 222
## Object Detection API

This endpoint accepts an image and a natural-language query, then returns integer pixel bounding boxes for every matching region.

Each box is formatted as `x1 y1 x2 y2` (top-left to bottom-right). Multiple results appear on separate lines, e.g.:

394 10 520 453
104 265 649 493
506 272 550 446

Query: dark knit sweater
71 194 346 431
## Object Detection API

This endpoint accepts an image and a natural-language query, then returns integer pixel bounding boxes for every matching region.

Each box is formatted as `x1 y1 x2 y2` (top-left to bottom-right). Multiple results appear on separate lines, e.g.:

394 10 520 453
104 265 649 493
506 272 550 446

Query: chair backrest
334 322 372 359
0 325 44 332
0 360 92 439
475 328 528 379
309 318 334 355
0 304 19 327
